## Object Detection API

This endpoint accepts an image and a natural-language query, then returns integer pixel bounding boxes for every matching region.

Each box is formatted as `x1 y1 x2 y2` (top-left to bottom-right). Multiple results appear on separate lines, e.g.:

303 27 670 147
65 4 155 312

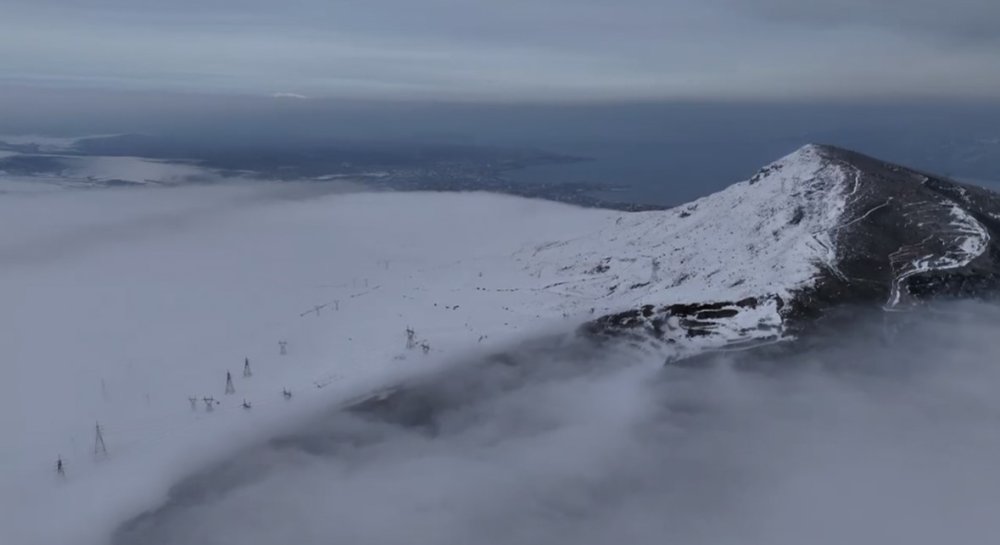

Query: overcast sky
2 0 999 101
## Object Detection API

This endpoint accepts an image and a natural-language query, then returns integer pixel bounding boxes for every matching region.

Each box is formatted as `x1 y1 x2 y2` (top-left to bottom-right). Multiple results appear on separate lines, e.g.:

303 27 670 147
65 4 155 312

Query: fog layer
114 302 1000 545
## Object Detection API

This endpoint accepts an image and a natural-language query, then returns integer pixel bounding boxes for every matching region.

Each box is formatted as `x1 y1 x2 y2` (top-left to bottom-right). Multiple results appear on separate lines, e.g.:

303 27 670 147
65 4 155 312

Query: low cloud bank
112 300 1000 545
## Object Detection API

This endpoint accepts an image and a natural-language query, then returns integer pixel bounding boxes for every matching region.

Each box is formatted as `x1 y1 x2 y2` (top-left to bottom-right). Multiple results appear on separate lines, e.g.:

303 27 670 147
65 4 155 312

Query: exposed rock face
582 296 785 361
800 146 998 312
573 144 1000 362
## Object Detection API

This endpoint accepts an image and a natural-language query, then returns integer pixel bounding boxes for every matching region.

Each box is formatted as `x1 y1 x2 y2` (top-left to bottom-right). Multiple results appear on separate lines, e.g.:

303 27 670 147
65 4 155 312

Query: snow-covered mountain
107 144 1000 545
7 143 1000 545
528 144 1000 361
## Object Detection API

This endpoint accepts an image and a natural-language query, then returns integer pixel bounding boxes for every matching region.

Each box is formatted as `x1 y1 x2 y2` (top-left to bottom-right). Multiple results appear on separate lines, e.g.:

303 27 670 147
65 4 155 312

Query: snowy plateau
4 143 1000 544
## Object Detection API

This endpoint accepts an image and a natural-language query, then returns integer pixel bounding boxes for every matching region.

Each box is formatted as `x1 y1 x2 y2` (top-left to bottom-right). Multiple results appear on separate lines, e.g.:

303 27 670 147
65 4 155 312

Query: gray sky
3 0 999 101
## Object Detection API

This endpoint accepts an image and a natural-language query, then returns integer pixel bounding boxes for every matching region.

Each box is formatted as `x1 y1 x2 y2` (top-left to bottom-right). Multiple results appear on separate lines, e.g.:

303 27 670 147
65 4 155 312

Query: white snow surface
522 144 851 313
951 204 991 258
661 296 786 361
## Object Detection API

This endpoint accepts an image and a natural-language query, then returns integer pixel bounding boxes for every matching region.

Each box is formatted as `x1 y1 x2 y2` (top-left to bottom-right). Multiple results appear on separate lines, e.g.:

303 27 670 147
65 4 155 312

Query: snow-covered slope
518 144 857 358
521 144 849 306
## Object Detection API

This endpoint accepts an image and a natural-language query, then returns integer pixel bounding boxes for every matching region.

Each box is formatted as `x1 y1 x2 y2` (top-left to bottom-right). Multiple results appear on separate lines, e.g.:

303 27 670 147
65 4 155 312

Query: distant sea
505 141 807 207
509 142 1000 208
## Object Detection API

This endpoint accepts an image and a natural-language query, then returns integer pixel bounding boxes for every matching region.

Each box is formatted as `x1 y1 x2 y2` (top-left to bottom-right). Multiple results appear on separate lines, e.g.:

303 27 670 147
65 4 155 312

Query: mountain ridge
562 143 1000 361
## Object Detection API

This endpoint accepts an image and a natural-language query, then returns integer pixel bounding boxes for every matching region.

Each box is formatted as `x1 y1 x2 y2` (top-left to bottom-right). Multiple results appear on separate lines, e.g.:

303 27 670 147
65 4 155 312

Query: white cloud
112 299 1000 545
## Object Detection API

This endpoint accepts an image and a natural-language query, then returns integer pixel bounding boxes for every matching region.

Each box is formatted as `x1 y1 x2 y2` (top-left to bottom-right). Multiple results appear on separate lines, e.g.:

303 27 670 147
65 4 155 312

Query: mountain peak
746 143 853 186
783 142 831 158
528 145 1000 362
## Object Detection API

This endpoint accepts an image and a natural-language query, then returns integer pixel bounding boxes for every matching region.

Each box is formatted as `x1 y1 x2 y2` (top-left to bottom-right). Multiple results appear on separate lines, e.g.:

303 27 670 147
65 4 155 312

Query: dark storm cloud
1 0 998 99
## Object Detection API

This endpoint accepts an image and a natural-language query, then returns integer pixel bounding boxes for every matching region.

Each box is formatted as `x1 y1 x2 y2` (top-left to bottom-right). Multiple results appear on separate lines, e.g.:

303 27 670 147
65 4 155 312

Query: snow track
885 199 991 309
